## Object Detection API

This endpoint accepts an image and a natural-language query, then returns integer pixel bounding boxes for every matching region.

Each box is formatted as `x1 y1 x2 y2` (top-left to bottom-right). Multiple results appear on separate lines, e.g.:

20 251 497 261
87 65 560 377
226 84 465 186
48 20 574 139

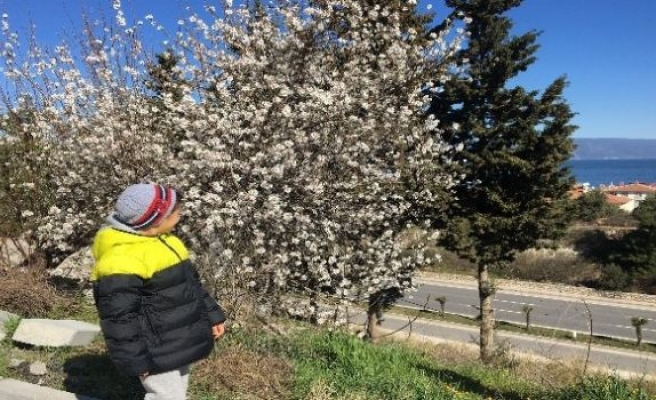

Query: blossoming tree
1 0 463 335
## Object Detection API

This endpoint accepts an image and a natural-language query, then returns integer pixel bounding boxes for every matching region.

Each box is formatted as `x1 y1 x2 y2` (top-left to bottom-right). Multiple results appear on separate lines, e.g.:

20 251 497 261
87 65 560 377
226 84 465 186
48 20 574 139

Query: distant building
601 182 656 212
568 182 653 213
604 193 639 213
602 182 656 201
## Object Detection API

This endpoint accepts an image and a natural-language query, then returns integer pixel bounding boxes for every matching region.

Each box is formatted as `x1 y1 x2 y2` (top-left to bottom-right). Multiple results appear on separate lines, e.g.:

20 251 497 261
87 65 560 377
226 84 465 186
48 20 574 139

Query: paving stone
0 377 100 400
12 319 100 347
29 361 47 376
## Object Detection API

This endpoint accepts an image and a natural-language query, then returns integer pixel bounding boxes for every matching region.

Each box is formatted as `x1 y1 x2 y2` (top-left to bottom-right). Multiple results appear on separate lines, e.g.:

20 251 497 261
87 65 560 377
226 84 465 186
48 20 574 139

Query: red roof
605 193 633 205
603 182 656 194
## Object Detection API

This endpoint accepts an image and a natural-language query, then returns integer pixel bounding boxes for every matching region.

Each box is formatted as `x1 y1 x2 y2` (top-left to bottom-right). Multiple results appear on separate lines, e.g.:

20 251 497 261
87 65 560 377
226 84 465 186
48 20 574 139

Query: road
397 279 656 344
349 312 656 378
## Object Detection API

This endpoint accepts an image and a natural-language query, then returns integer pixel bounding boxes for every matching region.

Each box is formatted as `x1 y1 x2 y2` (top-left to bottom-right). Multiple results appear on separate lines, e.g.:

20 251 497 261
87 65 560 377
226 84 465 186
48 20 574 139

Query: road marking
496 299 535 306
496 309 523 315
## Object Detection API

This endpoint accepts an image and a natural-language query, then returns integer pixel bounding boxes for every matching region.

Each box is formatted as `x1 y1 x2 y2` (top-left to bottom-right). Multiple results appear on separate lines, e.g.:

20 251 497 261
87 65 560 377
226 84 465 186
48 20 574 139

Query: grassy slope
2 302 656 400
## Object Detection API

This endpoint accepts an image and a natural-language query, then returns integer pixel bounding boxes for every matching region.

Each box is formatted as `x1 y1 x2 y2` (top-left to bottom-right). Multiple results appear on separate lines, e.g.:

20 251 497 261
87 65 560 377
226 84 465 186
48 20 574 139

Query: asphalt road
349 312 656 378
397 279 656 344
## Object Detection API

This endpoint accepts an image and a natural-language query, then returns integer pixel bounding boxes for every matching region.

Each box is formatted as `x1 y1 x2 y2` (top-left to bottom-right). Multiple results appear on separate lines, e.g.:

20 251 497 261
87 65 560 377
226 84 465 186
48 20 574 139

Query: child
91 183 226 400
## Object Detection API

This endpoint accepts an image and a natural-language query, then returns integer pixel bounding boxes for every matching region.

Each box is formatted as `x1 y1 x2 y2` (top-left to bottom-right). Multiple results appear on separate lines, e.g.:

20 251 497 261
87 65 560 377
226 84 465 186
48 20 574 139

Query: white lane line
496 300 535 306
496 309 524 315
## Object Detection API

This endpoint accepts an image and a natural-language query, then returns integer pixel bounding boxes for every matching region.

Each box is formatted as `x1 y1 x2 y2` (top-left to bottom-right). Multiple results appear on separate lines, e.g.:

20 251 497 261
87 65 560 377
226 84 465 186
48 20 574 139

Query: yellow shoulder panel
91 229 189 281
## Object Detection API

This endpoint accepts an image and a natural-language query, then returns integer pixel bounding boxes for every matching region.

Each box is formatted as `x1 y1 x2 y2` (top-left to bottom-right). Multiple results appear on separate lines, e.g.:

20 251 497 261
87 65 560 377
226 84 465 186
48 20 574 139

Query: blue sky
1 0 654 139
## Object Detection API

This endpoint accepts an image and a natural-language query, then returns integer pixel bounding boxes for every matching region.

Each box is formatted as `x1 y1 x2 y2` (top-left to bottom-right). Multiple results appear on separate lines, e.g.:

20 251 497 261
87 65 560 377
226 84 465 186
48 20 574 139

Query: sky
0 0 654 139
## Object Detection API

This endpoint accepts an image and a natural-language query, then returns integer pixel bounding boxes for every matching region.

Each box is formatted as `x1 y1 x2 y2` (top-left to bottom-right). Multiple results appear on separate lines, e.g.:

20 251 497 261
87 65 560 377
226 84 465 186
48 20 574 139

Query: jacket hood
106 213 139 233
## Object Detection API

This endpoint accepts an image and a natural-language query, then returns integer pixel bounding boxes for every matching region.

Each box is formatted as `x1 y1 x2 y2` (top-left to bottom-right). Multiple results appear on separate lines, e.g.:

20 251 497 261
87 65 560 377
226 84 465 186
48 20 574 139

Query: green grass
0 340 10 377
288 330 480 400
2 316 21 338
270 328 654 400
48 297 100 323
1 316 21 377
3 315 656 400
553 375 656 400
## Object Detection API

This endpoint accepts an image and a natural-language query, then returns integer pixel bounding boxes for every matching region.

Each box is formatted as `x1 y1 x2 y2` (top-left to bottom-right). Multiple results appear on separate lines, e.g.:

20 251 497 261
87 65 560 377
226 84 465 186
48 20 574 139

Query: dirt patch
0 268 69 317
192 344 293 400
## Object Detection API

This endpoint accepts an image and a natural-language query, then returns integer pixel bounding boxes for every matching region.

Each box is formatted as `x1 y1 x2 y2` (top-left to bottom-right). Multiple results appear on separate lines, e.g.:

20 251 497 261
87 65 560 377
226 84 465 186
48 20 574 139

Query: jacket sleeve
191 266 227 325
94 275 153 376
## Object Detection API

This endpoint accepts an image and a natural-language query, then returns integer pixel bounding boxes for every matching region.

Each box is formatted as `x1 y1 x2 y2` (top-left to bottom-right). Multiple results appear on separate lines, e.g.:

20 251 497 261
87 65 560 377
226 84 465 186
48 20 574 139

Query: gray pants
139 365 190 400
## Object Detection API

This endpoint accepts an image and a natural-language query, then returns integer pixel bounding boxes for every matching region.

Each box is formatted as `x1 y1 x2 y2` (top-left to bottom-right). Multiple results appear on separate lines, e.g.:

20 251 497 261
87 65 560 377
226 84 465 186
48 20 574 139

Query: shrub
502 247 598 285
596 263 632 291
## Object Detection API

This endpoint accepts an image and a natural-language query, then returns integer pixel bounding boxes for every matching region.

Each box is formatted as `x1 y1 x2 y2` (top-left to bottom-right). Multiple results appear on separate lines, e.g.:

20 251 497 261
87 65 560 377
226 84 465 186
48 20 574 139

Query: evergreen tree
573 189 614 222
614 196 656 288
145 49 185 102
310 0 433 45
144 49 188 156
427 0 576 363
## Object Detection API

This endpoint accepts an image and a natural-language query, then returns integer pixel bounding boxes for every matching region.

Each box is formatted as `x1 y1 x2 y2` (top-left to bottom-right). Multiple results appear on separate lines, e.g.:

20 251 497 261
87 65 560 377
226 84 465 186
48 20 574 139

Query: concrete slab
12 319 100 347
0 377 100 400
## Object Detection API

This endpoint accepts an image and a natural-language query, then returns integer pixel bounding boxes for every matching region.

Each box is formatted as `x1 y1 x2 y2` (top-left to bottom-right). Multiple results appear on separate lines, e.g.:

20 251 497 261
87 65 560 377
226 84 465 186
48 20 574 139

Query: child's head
110 183 181 235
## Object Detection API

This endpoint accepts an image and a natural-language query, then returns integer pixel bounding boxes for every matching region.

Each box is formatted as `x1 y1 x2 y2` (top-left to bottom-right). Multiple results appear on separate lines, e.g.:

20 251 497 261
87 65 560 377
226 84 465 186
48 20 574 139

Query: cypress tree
428 0 576 363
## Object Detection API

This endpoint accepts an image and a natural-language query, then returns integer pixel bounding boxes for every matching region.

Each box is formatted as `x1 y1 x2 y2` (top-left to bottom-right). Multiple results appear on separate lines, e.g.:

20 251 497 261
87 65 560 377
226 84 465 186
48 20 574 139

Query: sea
566 159 656 187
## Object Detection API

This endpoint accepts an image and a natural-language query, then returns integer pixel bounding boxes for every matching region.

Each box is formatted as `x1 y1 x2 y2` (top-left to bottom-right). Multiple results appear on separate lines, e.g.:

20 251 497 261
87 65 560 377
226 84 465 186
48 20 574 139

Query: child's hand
212 323 225 340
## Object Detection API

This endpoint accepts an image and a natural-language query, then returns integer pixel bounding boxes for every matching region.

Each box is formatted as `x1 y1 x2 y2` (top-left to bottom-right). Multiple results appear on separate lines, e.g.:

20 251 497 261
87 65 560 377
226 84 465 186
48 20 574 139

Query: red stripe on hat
150 187 175 227
133 184 163 226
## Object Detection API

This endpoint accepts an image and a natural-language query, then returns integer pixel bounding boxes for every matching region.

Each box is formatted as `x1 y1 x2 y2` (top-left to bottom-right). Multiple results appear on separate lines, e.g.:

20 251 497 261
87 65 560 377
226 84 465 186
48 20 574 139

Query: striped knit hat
112 183 178 230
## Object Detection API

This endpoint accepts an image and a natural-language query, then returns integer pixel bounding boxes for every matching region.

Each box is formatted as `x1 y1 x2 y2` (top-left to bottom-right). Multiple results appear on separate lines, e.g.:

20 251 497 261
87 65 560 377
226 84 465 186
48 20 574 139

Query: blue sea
567 159 656 187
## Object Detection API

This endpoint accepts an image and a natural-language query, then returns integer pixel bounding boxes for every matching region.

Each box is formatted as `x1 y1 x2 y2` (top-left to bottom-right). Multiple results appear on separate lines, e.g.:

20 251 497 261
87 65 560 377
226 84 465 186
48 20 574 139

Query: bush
425 247 477 274
600 213 638 227
596 264 632 291
502 248 598 285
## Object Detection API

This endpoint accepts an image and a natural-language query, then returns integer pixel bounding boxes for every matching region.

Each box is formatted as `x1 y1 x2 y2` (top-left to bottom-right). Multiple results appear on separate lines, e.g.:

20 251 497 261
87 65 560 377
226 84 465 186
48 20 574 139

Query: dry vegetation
193 344 293 400
0 267 65 318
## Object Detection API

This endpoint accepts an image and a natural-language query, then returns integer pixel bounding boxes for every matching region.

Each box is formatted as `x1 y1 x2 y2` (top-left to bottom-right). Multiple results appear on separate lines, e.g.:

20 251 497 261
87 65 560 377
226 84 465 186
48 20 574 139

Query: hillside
573 138 656 160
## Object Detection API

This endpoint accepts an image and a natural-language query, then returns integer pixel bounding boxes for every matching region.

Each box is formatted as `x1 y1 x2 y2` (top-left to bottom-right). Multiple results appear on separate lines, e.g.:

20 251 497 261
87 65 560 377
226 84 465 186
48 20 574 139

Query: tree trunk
366 302 379 343
309 293 318 325
478 264 495 363
366 291 386 342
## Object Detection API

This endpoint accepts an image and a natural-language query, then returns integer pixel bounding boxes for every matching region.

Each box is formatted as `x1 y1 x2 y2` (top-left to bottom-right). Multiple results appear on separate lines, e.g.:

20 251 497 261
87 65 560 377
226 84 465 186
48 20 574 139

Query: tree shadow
63 353 145 400
571 229 618 263
415 363 541 400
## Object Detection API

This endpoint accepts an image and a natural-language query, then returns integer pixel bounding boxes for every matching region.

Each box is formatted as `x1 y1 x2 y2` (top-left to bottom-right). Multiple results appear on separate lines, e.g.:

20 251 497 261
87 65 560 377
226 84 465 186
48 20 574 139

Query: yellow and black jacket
91 227 225 376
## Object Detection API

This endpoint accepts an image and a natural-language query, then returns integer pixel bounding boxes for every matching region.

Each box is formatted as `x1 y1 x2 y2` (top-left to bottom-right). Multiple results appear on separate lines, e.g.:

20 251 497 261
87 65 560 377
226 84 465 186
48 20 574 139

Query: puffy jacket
91 227 226 376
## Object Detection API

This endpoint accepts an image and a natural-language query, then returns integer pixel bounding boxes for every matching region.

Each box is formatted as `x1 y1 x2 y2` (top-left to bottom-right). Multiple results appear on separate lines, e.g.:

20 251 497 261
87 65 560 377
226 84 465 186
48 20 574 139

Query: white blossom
0 0 464 319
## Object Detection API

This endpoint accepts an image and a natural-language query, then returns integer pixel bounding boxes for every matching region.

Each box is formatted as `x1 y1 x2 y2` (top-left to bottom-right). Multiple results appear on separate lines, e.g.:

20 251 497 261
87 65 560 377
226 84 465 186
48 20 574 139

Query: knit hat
110 183 178 230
